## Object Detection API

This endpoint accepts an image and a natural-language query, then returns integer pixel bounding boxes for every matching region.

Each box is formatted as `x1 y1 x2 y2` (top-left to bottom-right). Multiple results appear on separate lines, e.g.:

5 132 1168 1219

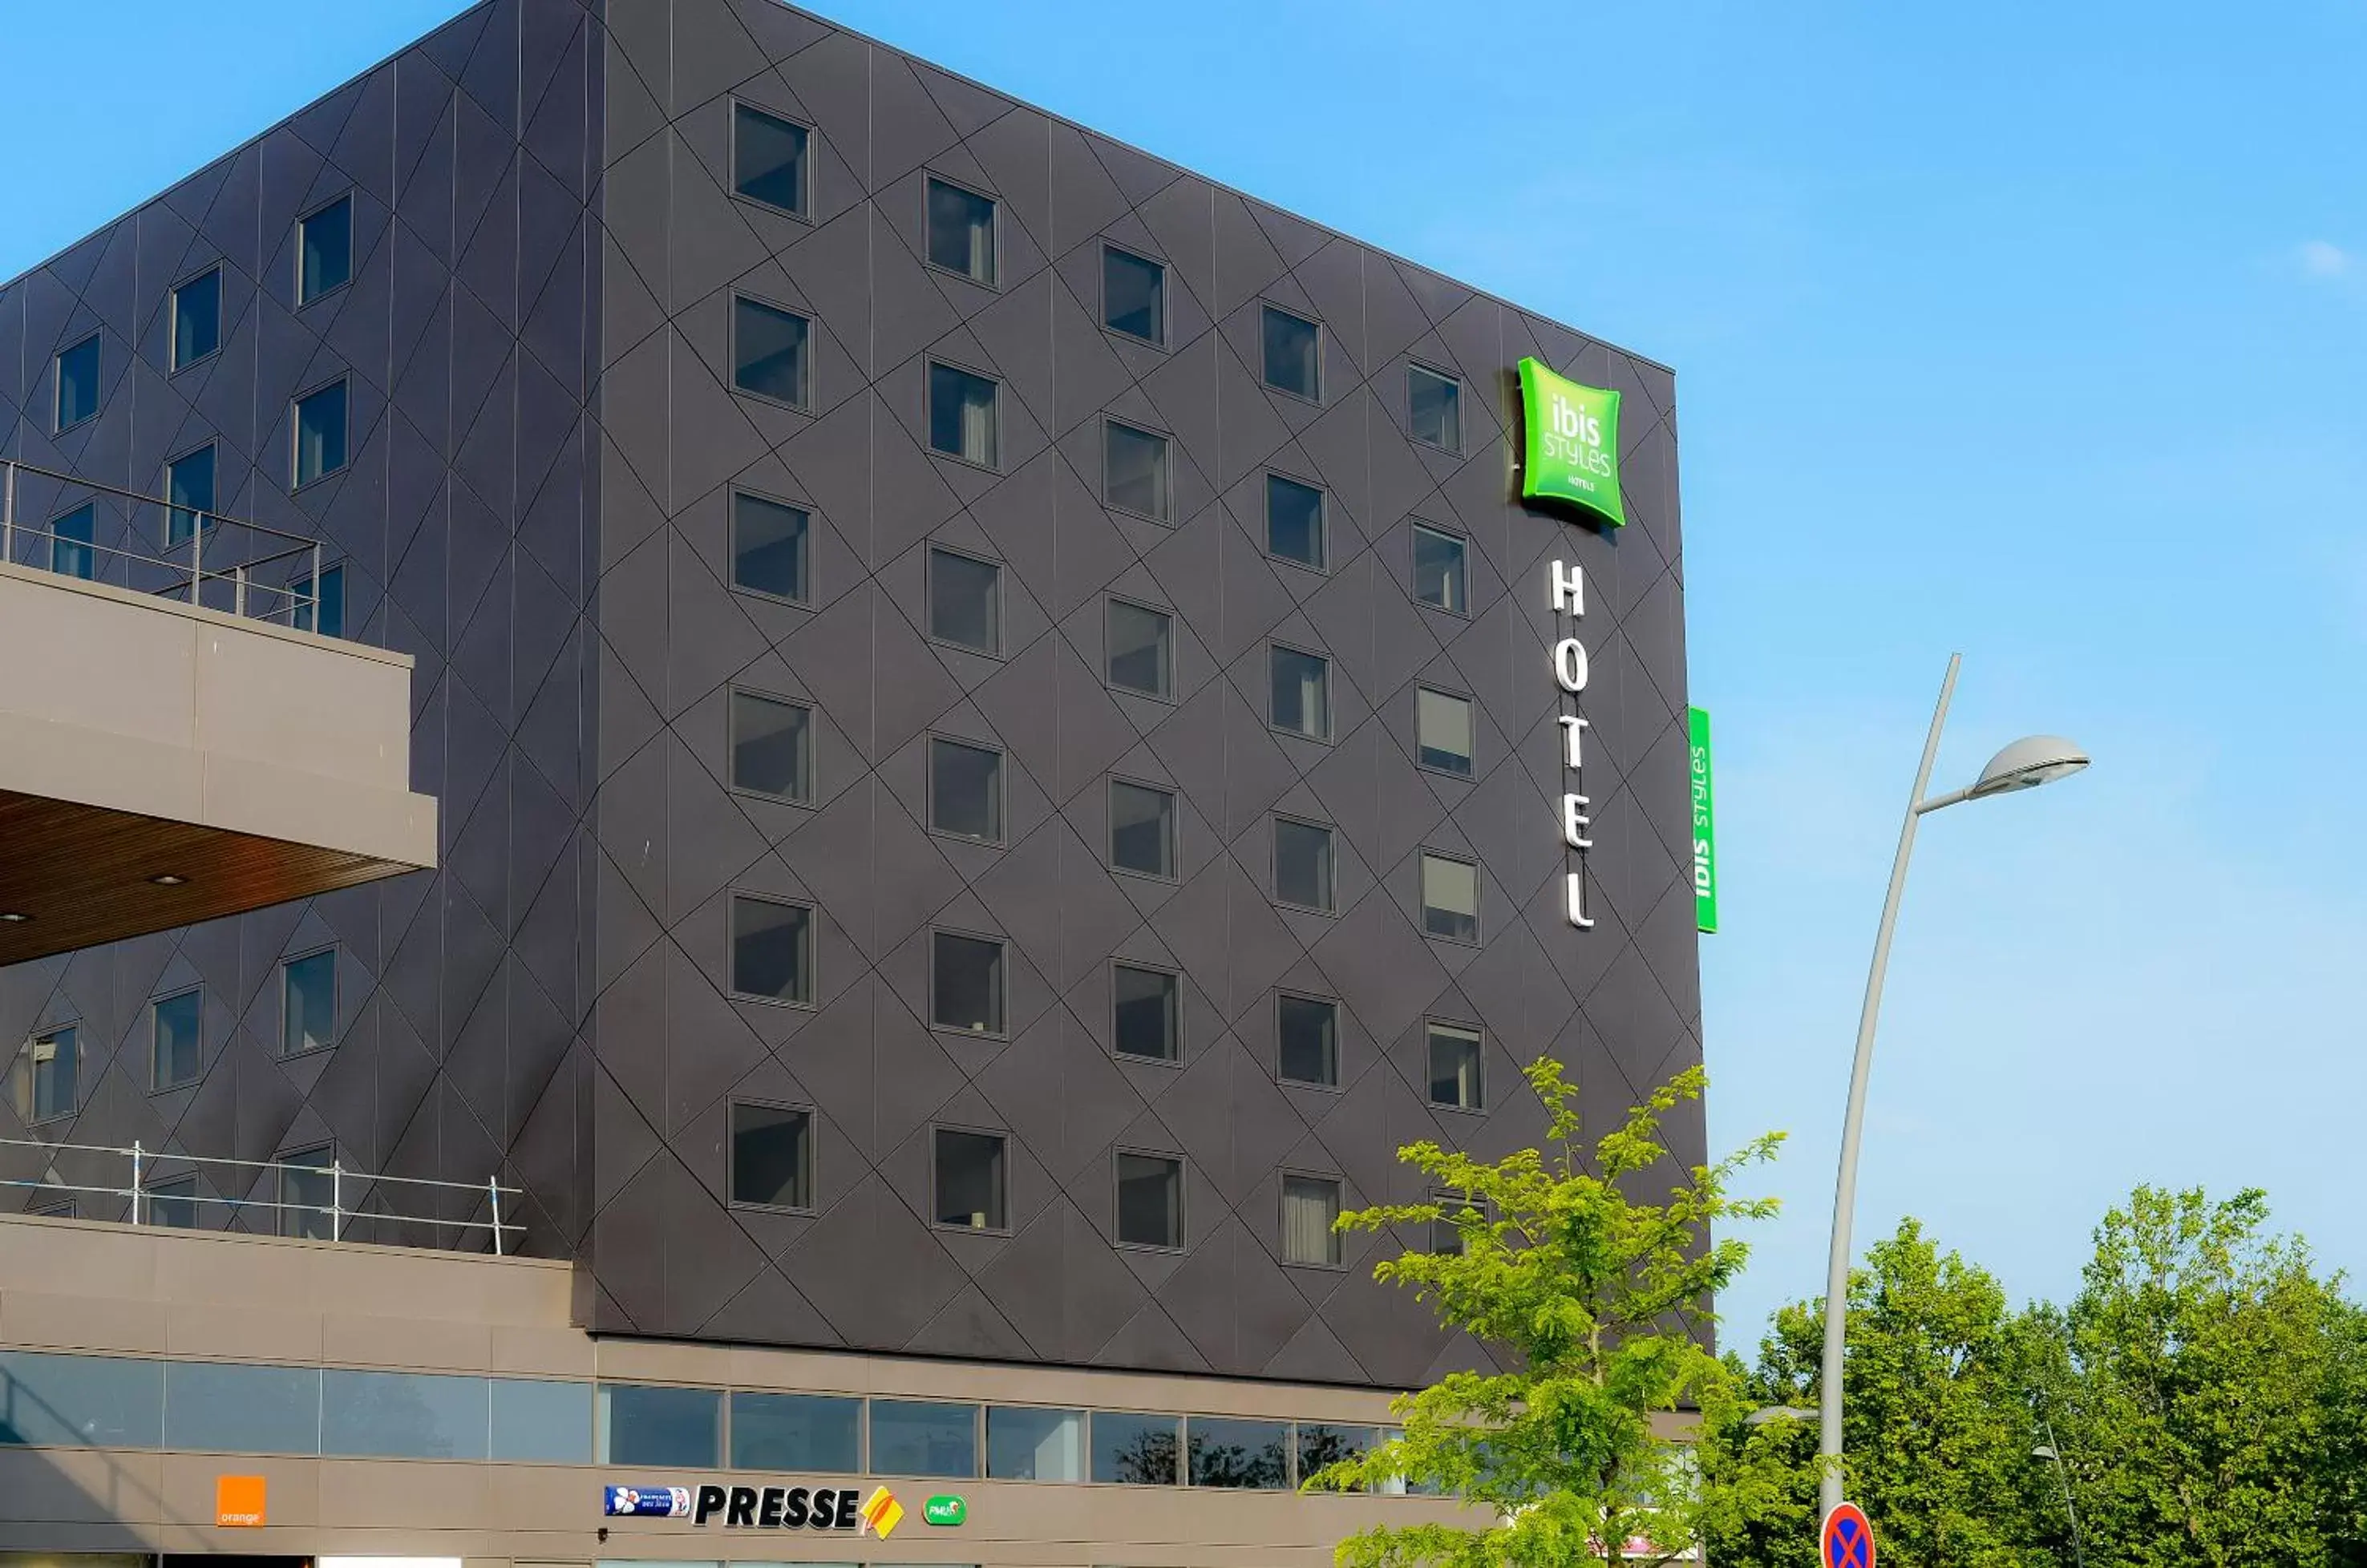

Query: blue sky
6 0 2361 1344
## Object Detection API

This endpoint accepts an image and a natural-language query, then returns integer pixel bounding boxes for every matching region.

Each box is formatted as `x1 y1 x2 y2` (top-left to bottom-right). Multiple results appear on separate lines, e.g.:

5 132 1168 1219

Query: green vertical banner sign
1688 705 1719 934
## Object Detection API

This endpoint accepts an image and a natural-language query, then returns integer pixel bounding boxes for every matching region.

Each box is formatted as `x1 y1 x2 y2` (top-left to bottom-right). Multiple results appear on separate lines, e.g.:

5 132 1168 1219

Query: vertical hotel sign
1515 358 1627 932
1688 706 1718 933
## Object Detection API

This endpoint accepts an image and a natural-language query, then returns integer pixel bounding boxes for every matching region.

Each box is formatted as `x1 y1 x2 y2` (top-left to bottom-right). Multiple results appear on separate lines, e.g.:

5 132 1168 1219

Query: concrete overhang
0 561 436 963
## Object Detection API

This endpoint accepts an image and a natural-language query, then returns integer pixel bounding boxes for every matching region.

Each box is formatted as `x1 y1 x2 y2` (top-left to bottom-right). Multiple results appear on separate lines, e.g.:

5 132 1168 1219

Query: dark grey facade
0 0 1700 1392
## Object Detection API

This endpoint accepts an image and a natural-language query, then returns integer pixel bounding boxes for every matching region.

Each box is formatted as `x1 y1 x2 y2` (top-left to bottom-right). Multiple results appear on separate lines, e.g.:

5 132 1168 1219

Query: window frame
1105 596 1175 702
726 686 815 805
1430 1190 1487 1255
1410 520 1472 618
727 1097 818 1214
1268 642 1333 744
1262 471 1329 572
278 1143 337 1240
295 191 356 307
1414 684 1478 779
289 376 352 490
1274 990 1341 1090
277 947 339 1058
1101 244 1168 348
1406 362 1464 454
1112 1146 1187 1253
54 333 101 433
1278 1170 1347 1270
922 172 1001 289
24 1023 81 1124
1259 303 1324 403
1426 1018 1485 1112
929 927 1010 1041
149 986 204 1093
925 358 1003 471
727 485 814 606
929 1123 1012 1236
726 891 818 1008
1101 417 1173 523
728 98 814 221
1272 814 1337 915
1107 776 1179 883
1110 960 1183 1066
164 440 220 547
289 559 346 636
730 292 815 411
145 1173 201 1229
925 544 1005 657
1418 850 1483 946
926 733 1007 847
169 265 225 374
47 503 97 580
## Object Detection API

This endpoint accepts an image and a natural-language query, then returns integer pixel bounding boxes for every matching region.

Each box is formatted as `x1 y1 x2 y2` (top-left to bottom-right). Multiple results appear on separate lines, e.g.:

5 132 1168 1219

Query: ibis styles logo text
1518 358 1625 528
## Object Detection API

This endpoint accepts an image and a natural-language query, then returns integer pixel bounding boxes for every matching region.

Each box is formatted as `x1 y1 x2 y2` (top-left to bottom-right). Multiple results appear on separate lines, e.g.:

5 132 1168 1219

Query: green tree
1698 1218 2054 1568
2046 1186 2357 1568
1302 1058 1783 1568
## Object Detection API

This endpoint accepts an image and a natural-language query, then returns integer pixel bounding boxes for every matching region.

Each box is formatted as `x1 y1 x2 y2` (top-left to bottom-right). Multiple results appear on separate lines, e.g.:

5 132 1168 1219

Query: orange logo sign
216 1474 267 1527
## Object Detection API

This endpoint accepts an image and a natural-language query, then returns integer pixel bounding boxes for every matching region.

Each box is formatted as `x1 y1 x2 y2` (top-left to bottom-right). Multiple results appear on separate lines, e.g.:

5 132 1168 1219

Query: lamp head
2033 1445 2059 1461
1968 735 2090 799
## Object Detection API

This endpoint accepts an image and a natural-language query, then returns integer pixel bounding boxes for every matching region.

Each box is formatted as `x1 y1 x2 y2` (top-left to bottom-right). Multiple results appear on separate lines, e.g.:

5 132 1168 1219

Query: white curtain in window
1282 1176 1341 1266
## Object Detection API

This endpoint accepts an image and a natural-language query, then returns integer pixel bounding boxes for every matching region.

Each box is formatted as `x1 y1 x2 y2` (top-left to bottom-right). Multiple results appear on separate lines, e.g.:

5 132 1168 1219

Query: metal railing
0 1136 523 1254
0 459 327 630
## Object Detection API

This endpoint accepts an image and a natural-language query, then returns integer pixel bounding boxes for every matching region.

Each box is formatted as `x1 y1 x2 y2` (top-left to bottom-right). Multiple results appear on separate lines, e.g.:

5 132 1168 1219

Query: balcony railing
0 1136 522 1254
0 459 329 630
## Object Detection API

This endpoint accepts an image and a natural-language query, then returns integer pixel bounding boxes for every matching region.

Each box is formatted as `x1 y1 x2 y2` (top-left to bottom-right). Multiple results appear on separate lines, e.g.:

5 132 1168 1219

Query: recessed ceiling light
149 874 189 887
0 912 30 923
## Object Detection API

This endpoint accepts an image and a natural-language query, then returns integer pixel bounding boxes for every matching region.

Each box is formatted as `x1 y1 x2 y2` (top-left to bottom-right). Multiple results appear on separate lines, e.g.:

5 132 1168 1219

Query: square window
152 989 202 1090
172 269 221 370
49 505 95 580
1103 246 1165 344
1421 852 1480 944
733 296 811 406
1103 420 1170 520
1261 305 1321 399
1264 474 1325 568
1277 995 1337 1087
148 1175 200 1229
55 335 99 431
1274 818 1335 912
933 1127 1007 1230
929 546 1001 652
930 737 1004 843
23 1026 77 1122
730 1101 813 1209
1412 523 1468 613
1408 364 1462 451
281 950 337 1056
1116 1150 1183 1249
1431 1193 1481 1255
298 195 353 302
1281 1174 1343 1267
731 690 811 802
292 563 345 636
1428 1022 1483 1109
928 361 1000 467
926 177 997 285
1091 1410 1182 1484
732 102 809 216
988 1405 1083 1481
933 931 1005 1036
293 381 349 487
1188 1416 1290 1488
871 1398 980 1478
1107 600 1172 697
1108 780 1175 879
730 895 814 1004
1111 964 1179 1063
1270 645 1330 742
731 491 809 601
280 1146 334 1240
601 1384 722 1467
731 1390 859 1471
1417 688 1475 776
166 444 216 546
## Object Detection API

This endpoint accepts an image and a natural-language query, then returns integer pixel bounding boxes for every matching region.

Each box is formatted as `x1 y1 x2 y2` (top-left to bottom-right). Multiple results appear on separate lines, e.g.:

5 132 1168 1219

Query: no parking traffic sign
1821 1501 1874 1568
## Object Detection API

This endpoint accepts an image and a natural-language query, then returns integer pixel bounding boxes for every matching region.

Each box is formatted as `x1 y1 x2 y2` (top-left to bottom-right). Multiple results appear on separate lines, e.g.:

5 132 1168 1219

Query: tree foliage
1303 1058 1783 1568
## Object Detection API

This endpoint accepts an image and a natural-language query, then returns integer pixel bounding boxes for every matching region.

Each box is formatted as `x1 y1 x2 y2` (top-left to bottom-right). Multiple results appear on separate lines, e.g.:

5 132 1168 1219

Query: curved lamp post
2033 1426 2090 1568
1816 653 2089 1517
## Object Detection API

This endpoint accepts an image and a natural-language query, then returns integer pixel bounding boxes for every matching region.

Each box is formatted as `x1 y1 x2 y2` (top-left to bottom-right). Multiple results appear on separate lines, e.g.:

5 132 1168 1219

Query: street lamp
2033 1422 2090 1568
1815 653 2089 1518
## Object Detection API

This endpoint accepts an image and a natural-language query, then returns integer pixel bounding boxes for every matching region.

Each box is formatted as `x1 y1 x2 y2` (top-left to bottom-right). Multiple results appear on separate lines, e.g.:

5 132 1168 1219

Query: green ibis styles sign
1688 705 1718 934
1517 357 1625 527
